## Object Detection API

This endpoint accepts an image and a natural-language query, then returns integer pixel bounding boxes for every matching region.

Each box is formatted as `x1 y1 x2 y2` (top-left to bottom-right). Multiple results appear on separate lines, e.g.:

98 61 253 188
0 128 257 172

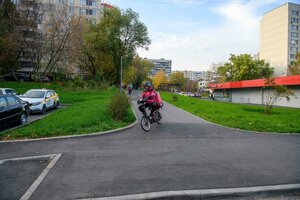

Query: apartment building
145 58 172 78
4 0 103 75
181 70 217 82
260 2 300 76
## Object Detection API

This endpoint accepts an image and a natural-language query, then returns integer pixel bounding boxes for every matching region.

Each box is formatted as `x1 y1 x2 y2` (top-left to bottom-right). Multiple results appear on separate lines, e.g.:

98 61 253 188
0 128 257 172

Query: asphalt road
0 91 299 200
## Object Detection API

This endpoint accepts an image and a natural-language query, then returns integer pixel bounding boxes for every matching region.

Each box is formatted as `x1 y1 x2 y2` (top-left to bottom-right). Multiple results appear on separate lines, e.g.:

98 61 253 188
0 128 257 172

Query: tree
124 56 153 86
264 78 295 114
288 52 300 75
216 54 274 82
185 79 198 92
88 8 150 85
0 0 19 76
170 71 185 89
38 6 81 78
0 0 46 80
152 70 168 89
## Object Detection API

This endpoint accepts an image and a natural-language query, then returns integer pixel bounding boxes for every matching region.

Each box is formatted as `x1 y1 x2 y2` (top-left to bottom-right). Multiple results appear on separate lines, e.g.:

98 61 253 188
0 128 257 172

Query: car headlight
31 101 43 106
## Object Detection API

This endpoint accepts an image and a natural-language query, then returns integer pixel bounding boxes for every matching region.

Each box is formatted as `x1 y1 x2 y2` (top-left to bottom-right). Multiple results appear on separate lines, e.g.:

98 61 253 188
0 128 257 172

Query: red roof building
209 75 300 89
101 3 114 9
208 75 300 108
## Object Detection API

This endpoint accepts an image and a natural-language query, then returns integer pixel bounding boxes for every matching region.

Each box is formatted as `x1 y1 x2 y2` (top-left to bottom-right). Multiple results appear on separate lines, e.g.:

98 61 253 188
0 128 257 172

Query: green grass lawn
161 92 300 134
0 82 135 140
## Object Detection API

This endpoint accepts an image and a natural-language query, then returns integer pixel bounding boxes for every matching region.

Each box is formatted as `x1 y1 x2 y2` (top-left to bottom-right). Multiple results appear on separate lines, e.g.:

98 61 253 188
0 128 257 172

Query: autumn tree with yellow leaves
152 70 168 89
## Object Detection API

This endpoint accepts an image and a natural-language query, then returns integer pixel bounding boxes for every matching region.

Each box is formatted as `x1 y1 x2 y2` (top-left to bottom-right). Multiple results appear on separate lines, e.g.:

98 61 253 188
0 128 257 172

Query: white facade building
145 58 172 78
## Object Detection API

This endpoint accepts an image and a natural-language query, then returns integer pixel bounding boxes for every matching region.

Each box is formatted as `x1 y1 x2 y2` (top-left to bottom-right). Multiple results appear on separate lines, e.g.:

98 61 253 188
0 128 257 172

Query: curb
0 105 138 144
163 101 300 136
77 184 300 200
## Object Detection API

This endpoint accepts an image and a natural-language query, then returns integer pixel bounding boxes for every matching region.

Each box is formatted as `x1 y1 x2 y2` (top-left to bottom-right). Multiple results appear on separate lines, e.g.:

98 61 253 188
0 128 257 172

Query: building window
69 0 74 5
291 47 298 52
80 0 86 5
79 8 86 14
87 0 96 6
291 39 298 45
290 54 296 59
291 32 298 37
291 10 299 16
69 6 74 14
12 0 20 4
292 25 298 30
291 18 299 23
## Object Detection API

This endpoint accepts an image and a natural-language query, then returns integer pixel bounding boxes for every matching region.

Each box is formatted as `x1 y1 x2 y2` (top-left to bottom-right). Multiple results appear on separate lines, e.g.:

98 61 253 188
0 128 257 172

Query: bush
87 79 98 89
73 76 86 88
108 93 130 120
172 94 179 101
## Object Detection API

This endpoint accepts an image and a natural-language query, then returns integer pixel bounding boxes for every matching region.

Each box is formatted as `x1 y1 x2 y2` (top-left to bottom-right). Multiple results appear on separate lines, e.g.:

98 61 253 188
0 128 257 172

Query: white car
20 89 60 114
179 92 188 96
0 88 18 95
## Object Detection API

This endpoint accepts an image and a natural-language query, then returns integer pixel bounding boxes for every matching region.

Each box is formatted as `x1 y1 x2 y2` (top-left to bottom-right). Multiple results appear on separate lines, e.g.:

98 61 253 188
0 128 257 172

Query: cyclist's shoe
150 118 154 124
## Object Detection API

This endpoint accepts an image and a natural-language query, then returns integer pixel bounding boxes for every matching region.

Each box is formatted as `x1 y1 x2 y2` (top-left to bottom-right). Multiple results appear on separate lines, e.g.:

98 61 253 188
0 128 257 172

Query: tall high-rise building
260 2 300 76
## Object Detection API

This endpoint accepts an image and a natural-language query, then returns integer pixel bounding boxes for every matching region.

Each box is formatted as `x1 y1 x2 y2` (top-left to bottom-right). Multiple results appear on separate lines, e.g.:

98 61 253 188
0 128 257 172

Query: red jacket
142 86 157 104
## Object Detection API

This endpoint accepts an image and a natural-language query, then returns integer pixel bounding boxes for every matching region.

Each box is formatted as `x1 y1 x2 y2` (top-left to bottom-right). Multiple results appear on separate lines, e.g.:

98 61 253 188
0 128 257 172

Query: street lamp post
120 56 123 94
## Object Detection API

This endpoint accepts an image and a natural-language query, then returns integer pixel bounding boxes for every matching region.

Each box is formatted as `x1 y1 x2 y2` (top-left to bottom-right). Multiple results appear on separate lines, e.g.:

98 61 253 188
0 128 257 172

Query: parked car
187 92 194 97
193 92 201 98
20 89 60 114
0 95 30 129
0 88 18 95
2 72 31 82
179 92 188 96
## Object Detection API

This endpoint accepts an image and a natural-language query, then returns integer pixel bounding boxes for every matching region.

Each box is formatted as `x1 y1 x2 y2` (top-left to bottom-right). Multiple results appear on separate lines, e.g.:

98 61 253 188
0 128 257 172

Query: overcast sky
106 0 299 71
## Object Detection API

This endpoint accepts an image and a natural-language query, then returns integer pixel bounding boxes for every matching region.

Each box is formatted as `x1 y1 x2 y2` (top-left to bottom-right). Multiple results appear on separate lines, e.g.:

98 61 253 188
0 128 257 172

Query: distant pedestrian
128 84 132 96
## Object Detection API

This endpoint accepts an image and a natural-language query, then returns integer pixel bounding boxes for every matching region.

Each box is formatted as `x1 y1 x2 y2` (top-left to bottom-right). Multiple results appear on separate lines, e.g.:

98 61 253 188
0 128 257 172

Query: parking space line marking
14 153 62 200
0 154 57 164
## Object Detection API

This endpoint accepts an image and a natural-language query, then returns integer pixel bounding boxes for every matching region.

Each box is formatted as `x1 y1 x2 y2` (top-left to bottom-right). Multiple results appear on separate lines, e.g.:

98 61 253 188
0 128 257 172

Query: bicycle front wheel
141 116 151 132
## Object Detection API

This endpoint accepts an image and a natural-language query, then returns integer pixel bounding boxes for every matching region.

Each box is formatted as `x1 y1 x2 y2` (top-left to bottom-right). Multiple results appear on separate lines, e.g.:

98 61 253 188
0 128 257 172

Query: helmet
144 81 151 89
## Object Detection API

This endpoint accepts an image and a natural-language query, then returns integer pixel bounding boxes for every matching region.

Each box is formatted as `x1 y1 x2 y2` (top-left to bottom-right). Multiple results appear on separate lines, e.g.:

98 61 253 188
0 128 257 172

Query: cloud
138 0 283 71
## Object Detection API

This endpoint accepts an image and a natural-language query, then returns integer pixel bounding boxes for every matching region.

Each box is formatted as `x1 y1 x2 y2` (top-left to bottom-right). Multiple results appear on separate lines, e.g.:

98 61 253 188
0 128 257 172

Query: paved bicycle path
0 91 299 199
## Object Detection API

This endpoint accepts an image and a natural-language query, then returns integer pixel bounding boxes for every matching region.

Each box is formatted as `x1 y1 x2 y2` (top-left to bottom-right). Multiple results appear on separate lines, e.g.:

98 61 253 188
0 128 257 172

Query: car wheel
41 104 46 114
54 101 59 109
20 112 27 125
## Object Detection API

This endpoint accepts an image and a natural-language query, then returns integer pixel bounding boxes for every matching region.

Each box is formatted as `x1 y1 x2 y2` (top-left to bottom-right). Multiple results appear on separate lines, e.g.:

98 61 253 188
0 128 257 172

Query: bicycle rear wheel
141 116 151 132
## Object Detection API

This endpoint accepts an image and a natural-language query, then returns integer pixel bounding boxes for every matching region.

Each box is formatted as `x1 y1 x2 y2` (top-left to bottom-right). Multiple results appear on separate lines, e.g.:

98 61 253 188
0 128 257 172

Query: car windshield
24 91 45 98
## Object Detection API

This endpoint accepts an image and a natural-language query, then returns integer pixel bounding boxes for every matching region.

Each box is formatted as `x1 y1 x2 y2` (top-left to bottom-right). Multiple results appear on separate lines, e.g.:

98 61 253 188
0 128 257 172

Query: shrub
87 79 98 89
73 76 86 88
172 94 179 101
108 93 130 120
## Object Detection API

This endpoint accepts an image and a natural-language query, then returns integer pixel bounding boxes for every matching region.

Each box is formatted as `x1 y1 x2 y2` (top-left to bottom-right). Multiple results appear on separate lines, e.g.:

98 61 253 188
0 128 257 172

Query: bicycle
137 99 162 132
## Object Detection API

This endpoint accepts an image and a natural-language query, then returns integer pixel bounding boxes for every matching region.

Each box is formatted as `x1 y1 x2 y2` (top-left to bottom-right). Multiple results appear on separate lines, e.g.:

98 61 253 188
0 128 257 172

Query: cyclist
138 81 158 119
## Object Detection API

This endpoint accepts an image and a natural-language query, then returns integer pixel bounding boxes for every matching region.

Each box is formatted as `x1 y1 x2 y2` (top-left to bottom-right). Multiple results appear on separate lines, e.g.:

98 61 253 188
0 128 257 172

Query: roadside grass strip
0 82 135 140
161 92 300 133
